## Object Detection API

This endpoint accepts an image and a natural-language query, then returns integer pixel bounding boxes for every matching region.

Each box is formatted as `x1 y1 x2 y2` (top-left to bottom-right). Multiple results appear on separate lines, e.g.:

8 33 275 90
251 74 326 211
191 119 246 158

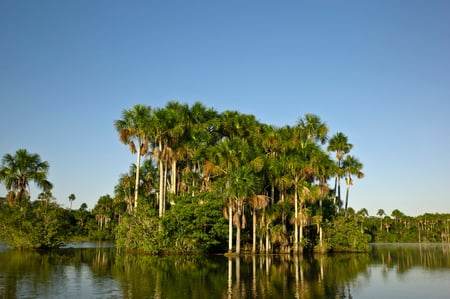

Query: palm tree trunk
158 141 164 217
171 159 177 194
236 223 241 254
344 182 350 215
163 160 168 214
337 175 342 210
252 208 257 253
260 209 265 252
271 184 275 205
134 146 141 210
294 185 298 253
333 177 337 205
228 202 233 252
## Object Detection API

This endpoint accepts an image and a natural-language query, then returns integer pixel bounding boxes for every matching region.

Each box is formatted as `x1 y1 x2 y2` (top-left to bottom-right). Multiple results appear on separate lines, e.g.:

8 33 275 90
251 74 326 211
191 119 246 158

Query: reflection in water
0 244 122 298
353 244 450 299
0 243 449 298
223 253 371 299
372 243 450 271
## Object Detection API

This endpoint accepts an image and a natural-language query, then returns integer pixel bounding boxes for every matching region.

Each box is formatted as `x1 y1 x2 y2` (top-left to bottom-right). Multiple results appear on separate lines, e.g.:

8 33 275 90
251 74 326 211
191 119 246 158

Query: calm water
1 242 450 298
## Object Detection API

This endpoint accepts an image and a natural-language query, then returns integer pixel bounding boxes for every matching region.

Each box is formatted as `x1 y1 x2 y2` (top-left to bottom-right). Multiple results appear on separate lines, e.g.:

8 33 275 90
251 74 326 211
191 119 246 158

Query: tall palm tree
152 105 178 217
356 208 369 233
115 172 134 212
0 149 53 205
260 125 282 205
208 137 251 253
342 155 364 215
68 193 76 210
229 166 259 254
377 209 385 230
249 194 269 253
391 209 405 227
290 114 328 253
296 114 329 147
327 132 353 209
285 154 313 253
162 101 190 196
114 104 153 210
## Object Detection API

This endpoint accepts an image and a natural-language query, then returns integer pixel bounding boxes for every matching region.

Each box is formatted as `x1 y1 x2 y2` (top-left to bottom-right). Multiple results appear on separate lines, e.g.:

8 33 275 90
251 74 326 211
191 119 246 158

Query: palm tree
0 149 53 205
249 194 269 253
68 193 76 210
327 132 353 209
229 166 259 254
289 114 328 253
115 171 135 213
114 104 153 210
357 208 369 217
208 137 252 253
356 208 369 233
285 154 313 253
391 209 405 227
38 190 55 206
161 101 190 196
309 146 334 248
342 155 364 215
377 209 385 231
296 114 329 147
260 125 282 205
92 195 114 230
152 106 177 217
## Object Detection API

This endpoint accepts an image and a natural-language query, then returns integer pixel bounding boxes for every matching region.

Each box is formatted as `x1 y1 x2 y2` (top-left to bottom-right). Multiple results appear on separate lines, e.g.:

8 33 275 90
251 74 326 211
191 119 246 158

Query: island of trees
1 102 449 253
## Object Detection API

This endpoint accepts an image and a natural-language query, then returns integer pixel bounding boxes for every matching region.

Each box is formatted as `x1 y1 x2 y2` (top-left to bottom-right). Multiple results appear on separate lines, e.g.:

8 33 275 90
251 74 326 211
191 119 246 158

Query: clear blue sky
1 0 449 216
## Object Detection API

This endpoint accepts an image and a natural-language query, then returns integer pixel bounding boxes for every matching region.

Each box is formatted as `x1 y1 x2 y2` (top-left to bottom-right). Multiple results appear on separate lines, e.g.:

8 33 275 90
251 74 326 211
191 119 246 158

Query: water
1 242 449 298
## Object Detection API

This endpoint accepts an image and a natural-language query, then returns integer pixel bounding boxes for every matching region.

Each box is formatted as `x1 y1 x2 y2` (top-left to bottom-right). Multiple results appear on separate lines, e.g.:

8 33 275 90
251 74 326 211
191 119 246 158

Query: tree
356 208 369 234
248 194 269 253
296 114 329 147
111 101 368 254
290 114 329 253
377 209 385 231
342 155 364 215
209 138 252 253
229 166 260 254
114 104 153 210
68 193 76 210
391 209 405 226
259 125 282 205
327 133 353 209
38 190 55 206
0 149 53 205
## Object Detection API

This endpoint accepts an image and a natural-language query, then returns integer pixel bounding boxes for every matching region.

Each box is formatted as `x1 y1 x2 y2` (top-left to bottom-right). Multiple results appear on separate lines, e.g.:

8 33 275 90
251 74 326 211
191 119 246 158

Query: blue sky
1 0 449 216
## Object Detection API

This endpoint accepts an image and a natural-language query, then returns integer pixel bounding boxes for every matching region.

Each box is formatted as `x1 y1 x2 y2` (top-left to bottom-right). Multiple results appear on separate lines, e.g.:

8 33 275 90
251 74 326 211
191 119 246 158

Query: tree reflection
223 253 370 299
371 243 450 272
0 244 449 298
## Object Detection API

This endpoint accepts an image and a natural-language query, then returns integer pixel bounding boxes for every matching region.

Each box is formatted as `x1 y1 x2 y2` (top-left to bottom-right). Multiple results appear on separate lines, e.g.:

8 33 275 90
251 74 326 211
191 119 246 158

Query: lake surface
1 242 449 298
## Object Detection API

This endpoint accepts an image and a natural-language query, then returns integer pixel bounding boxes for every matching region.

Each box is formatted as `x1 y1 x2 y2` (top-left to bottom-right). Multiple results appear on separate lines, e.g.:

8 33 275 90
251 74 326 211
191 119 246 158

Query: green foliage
116 194 228 253
0 201 69 249
162 195 228 253
360 212 450 243
116 207 162 252
87 195 125 240
323 215 371 252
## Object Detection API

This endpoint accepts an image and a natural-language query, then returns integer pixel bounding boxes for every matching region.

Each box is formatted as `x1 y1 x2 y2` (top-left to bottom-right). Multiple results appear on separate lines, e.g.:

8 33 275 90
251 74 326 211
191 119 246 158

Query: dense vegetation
1 102 449 252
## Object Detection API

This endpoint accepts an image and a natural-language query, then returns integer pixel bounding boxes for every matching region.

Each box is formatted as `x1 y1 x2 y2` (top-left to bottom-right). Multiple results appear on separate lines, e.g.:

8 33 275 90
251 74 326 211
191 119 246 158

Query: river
1 242 449 298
